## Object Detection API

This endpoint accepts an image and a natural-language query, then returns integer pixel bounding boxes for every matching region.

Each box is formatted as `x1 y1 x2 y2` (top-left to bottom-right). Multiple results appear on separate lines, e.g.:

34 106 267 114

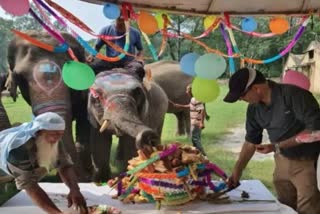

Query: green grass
0 84 276 205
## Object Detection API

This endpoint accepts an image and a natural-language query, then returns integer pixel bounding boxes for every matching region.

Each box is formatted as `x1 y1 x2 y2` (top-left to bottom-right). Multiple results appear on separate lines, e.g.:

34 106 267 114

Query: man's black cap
223 68 266 103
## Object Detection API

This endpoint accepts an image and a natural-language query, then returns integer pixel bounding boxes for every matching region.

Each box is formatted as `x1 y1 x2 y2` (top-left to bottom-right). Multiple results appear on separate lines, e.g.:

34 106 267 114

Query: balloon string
220 23 235 73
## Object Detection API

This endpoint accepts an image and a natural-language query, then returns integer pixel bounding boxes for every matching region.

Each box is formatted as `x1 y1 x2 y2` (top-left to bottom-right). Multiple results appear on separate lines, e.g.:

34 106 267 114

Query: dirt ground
218 125 274 161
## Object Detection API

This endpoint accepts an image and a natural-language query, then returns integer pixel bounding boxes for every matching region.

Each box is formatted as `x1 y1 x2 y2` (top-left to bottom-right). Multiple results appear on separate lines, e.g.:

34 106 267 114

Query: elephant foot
75 143 94 181
92 166 111 183
115 160 129 174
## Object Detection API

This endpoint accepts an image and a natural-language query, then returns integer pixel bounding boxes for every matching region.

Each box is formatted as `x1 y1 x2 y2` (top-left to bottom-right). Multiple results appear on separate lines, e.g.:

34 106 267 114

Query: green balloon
62 61 95 90
192 77 220 103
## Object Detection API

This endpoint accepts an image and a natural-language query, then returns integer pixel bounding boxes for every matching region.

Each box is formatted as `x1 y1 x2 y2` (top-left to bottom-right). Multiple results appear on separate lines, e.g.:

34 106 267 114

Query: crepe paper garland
241 16 257 32
192 78 220 103
62 61 95 90
220 23 235 74
36 0 130 62
195 53 227 79
137 11 159 35
179 53 199 76
103 3 120 20
141 32 159 61
282 69 310 90
0 0 30 16
43 0 126 41
155 12 171 29
269 17 290 35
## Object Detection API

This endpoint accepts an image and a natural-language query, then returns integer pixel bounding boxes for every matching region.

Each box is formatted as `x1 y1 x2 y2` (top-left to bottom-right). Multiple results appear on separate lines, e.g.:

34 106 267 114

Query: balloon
192 78 220 103
180 52 200 76
282 69 310 90
241 17 257 32
62 61 95 90
103 3 120 20
195 53 226 79
203 15 219 31
0 0 30 16
269 17 289 34
137 11 158 35
155 12 170 29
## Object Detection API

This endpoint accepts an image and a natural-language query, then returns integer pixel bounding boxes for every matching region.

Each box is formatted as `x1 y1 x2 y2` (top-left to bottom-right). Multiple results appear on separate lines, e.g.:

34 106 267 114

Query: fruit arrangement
108 143 230 208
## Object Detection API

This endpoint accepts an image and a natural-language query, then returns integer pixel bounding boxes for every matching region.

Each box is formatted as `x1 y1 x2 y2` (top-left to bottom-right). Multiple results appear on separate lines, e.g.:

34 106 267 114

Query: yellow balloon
203 15 219 31
192 77 220 103
155 12 170 29
138 11 159 35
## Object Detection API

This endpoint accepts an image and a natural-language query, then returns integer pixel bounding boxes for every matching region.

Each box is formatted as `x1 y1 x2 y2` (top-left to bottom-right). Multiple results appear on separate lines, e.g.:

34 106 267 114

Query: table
1 180 297 214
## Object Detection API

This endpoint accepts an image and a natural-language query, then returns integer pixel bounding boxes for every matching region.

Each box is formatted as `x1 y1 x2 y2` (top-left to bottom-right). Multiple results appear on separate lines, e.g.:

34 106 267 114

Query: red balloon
282 70 310 90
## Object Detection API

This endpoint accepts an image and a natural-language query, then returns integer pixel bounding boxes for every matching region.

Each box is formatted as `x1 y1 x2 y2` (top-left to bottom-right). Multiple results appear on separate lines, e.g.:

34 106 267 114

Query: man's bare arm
26 183 62 214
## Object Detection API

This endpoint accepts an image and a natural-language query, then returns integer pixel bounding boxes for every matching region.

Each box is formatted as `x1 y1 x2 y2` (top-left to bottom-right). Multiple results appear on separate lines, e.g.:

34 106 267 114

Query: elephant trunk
102 96 159 148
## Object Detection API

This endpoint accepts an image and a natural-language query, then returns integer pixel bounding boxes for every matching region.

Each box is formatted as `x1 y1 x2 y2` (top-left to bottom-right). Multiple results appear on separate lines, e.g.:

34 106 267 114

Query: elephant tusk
99 120 109 133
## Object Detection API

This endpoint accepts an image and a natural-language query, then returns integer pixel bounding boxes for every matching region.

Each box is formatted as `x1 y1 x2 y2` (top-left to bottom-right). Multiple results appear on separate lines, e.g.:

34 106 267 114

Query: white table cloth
1 180 297 214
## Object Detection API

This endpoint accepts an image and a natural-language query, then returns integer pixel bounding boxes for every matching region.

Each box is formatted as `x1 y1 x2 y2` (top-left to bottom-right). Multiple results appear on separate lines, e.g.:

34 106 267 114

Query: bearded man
0 112 87 214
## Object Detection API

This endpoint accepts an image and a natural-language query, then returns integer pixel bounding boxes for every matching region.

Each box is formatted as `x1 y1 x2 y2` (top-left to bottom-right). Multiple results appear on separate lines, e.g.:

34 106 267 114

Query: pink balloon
0 0 30 16
282 70 310 90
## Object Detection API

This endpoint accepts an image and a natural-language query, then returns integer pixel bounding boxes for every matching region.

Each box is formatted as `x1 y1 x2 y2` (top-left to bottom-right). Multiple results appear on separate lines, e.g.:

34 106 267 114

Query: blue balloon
241 17 257 32
180 53 200 76
103 3 120 20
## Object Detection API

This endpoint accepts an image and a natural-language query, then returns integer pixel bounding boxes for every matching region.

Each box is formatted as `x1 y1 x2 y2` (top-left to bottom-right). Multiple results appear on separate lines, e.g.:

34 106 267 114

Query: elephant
87 69 168 181
7 31 91 180
145 60 193 136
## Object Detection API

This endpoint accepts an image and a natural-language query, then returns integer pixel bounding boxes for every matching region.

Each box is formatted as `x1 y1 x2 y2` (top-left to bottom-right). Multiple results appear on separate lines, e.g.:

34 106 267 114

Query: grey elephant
145 60 193 136
7 31 91 180
87 69 168 181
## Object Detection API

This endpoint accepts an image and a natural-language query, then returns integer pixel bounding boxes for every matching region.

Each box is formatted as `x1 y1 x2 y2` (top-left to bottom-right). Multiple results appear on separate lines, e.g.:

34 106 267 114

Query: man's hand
67 189 87 213
255 144 274 154
227 171 242 188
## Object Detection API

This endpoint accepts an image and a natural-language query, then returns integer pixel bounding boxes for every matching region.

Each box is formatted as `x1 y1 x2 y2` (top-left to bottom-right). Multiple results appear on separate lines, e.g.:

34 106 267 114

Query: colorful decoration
192 78 220 103
103 3 120 20
220 23 235 73
204 15 219 31
180 53 199 77
241 17 257 32
108 143 229 207
137 11 159 35
282 70 310 90
269 17 289 35
155 12 170 29
62 61 95 90
0 0 30 16
33 60 62 95
195 53 226 79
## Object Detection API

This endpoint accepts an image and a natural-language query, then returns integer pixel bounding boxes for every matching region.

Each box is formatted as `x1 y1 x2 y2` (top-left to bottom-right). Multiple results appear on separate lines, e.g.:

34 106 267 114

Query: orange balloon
269 17 289 35
137 11 158 35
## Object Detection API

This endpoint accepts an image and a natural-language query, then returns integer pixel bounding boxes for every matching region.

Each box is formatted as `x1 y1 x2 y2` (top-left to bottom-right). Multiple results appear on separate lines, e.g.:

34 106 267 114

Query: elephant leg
175 112 186 136
116 135 137 173
75 112 93 179
90 127 112 182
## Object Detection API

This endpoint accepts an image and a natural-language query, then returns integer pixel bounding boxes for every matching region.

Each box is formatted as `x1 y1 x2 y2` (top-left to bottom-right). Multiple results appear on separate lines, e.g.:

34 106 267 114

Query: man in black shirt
224 67 320 214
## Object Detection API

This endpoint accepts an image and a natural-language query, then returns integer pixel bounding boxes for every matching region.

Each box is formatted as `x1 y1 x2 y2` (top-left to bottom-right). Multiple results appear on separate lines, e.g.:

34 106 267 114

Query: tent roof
80 0 320 16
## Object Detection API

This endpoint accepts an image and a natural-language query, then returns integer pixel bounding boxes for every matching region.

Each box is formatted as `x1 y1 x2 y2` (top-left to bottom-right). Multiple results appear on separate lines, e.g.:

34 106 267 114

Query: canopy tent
80 0 320 16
